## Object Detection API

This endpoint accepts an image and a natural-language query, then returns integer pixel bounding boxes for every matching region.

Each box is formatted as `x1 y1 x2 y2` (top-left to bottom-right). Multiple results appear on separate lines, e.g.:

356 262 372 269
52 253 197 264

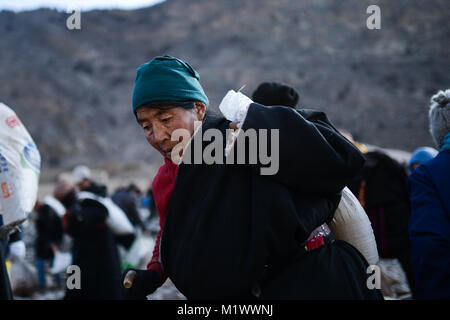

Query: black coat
64 199 123 300
35 204 63 260
348 151 411 256
161 103 382 299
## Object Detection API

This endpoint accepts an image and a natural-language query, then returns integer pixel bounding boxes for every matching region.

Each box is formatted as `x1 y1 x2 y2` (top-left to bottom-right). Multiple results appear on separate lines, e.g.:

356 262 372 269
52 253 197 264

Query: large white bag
0 102 40 237
218 90 253 157
329 187 379 265
122 231 155 269
219 89 252 123
49 251 72 275
42 195 67 218
77 191 135 235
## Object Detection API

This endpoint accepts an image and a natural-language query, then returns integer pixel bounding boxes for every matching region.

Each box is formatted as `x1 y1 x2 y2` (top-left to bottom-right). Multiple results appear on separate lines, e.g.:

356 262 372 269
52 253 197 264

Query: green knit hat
132 55 209 113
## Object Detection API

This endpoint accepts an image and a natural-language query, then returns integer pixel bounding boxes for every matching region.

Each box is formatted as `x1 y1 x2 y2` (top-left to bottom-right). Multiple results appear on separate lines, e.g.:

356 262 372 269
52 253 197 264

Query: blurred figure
144 188 158 222
252 82 300 108
112 184 145 231
1 229 25 298
71 165 107 197
55 180 124 300
111 184 144 250
408 89 450 299
34 199 64 290
347 145 415 297
408 147 438 173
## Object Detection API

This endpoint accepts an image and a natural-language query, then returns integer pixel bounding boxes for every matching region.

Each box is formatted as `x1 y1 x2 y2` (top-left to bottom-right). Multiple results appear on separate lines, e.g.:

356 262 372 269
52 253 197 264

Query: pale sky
0 0 166 12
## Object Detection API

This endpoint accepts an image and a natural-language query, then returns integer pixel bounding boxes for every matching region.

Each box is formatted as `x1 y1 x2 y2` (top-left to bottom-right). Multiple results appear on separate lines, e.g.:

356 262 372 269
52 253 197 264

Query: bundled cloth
219 91 379 266
329 187 379 265
0 102 40 237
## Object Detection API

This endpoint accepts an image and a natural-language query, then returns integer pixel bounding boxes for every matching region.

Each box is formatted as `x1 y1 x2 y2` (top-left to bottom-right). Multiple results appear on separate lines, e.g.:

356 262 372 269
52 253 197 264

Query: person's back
63 195 124 299
348 150 415 295
408 88 450 299
35 204 63 261
409 150 450 299
112 188 144 229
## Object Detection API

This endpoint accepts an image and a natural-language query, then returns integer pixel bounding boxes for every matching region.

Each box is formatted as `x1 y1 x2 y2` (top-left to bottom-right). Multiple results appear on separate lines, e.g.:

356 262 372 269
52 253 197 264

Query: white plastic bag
0 102 41 236
218 90 253 156
77 191 135 235
8 240 26 261
329 187 379 265
49 251 72 274
122 231 155 269
219 89 253 123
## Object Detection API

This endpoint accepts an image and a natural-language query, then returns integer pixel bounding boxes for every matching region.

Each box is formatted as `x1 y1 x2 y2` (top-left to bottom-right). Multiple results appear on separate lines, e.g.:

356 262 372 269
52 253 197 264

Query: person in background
145 188 158 222
252 81 300 108
408 89 450 299
408 147 438 174
112 184 146 231
347 148 416 297
54 180 124 300
71 165 107 197
111 184 145 250
34 200 63 290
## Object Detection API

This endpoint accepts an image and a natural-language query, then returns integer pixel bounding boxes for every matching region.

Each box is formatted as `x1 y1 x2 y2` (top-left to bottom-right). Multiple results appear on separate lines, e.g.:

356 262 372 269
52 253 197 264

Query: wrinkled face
136 102 205 159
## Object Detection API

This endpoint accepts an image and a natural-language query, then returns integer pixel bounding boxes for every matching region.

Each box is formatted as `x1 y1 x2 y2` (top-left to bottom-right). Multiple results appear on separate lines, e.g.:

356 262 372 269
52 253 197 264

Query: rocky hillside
0 0 449 171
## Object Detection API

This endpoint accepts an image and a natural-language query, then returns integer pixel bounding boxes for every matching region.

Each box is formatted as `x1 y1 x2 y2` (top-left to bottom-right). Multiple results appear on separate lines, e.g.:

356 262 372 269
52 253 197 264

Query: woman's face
136 102 205 159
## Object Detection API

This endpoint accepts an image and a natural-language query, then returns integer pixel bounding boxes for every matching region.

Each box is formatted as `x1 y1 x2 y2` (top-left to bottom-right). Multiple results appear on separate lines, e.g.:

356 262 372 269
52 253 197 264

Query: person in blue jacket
408 147 438 174
408 89 450 299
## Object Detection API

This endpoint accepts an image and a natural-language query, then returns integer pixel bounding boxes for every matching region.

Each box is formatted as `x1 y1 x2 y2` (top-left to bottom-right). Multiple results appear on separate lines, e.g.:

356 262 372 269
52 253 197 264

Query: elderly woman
122 55 382 300
408 89 450 299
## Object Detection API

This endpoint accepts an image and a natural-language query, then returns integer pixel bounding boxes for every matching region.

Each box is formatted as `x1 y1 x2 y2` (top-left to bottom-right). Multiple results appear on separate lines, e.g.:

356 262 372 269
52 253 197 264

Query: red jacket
146 158 178 283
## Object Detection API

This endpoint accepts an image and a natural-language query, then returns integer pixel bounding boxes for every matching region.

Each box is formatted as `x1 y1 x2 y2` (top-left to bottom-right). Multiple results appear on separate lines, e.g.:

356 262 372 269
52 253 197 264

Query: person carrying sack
121 55 383 300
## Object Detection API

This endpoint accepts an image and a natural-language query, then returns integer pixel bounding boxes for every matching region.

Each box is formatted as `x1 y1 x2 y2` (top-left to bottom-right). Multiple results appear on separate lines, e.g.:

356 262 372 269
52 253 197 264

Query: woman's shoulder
202 111 229 131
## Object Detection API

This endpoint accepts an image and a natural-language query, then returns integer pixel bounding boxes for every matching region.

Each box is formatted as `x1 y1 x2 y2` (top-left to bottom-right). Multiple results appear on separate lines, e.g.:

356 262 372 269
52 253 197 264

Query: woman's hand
121 268 162 300
229 121 239 130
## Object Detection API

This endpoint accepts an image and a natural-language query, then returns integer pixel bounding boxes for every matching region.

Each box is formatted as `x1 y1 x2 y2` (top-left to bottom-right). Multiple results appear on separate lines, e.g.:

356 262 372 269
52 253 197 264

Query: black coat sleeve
239 103 365 194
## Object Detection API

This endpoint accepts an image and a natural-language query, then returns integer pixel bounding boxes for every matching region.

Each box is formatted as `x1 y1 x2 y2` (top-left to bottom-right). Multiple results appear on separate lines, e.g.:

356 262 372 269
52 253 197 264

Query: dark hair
140 100 196 110
134 100 218 124
252 82 300 108
134 100 196 121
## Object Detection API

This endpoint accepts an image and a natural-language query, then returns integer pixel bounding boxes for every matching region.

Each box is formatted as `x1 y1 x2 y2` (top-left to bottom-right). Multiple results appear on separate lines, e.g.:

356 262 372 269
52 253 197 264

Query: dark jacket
408 150 450 299
64 198 123 300
85 181 108 198
112 189 144 229
347 151 416 296
35 204 63 260
160 103 382 299
348 151 411 257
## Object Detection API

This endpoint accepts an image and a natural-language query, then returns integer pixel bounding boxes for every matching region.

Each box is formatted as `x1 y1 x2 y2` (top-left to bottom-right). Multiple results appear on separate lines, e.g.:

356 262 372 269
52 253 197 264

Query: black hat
252 82 300 108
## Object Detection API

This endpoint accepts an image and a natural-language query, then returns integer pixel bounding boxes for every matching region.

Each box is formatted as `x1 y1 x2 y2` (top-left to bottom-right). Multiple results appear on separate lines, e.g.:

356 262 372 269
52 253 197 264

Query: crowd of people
5 165 158 299
1 55 449 300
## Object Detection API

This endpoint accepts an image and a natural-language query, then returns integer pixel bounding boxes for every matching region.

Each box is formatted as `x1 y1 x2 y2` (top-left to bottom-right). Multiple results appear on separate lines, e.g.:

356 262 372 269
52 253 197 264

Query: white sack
0 102 40 236
329 187 379 265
